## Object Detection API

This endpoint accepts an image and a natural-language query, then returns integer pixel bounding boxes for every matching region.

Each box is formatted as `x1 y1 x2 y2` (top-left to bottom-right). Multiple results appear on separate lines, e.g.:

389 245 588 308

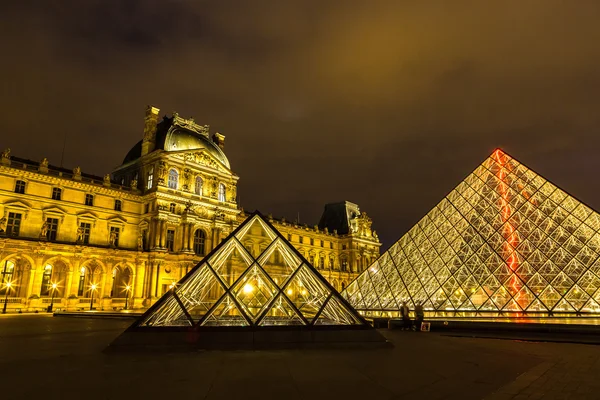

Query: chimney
213 132 225 151
141 105 160 156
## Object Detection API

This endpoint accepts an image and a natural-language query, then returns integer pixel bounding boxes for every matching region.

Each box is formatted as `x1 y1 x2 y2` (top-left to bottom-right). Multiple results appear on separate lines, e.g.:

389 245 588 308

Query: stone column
188 224 195 252
181 223 188 252
160 220 167 249
149 219 156 250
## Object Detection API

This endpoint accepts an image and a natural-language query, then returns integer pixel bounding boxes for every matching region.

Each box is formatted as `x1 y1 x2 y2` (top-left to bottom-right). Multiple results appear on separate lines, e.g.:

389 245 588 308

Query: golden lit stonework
0 106 380 312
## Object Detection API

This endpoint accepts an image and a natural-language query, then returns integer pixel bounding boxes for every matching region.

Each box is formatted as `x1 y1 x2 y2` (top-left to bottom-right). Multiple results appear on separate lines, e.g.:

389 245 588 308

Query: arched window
0 260 15 295
168 169 178 190
40 265 53 296
110 267 132 298
77 266 87 296
40 263 66 296
194 229 206 256
147 167 154 190
218 183 226 202
195 176 203 196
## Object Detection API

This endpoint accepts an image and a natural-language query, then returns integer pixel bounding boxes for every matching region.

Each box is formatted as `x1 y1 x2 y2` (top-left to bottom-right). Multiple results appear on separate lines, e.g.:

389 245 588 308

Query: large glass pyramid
135 212 366 328
344 149 600 316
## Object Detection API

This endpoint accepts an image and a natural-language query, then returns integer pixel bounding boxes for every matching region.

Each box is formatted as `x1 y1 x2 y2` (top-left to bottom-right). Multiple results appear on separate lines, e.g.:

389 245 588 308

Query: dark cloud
2 1 600 248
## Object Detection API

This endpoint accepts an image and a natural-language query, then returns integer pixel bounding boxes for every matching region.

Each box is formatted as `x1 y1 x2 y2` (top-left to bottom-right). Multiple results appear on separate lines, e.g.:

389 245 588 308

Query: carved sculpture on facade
39 157 49 173
40 221 49 240
109 230 117 247
1 148 10 165
156 161 167 185
73 166 82 180
103 174 111 186
0 217 6 233
137 232 143 251
182 168 191 191
76 226 85 244
130 179 138 190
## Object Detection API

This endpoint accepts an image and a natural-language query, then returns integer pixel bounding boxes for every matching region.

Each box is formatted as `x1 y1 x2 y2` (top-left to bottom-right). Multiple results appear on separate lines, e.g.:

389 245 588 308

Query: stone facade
0 106 380 312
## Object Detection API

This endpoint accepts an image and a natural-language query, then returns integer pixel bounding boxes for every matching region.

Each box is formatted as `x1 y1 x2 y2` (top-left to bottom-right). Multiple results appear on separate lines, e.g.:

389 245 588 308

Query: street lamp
89 284 97 311
2 282 12 314
124 285 131 310
48 283 58 313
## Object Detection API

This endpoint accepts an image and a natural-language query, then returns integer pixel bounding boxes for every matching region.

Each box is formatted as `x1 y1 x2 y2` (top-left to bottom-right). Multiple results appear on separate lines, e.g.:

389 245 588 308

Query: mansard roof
122 114 230 169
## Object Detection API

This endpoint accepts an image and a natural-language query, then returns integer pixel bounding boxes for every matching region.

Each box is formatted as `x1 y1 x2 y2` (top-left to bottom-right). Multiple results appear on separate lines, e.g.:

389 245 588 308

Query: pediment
107 214 128 225
170 150 228 172
77 211 99 220
42 205 68 215
3 199 31 210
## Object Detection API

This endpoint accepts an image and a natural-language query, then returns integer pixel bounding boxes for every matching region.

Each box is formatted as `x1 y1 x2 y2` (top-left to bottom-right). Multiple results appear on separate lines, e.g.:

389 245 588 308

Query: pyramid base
105 325 391 352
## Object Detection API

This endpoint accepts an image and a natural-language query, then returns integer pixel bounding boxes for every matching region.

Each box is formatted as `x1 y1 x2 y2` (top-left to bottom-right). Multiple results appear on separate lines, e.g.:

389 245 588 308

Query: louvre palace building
0 106 381 312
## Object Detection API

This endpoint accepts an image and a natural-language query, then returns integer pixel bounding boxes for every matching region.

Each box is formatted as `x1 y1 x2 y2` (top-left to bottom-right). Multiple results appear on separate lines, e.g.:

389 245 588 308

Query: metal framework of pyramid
132 212 367 329
344 149 600 316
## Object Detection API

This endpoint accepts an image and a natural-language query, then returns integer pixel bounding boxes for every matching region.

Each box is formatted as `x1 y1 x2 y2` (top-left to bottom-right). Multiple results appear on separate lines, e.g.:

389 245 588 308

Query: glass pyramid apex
343 149 600 315
135 212 367 327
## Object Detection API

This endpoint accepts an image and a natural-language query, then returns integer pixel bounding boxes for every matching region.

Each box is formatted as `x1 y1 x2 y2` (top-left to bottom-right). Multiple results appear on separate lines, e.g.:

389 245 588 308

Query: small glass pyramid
137 212 365 327
344 149 600 315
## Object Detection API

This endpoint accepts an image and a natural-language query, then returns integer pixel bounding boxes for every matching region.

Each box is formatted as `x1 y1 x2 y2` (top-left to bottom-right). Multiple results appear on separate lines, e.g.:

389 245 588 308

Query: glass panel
139 294 191 327
256 238 301 288
258 294 305 326
234 216 277 257
201 295 249 326
176 264 226 322
313 296 361 325
231 264 277 322
208 240 253 287
284 264 330 321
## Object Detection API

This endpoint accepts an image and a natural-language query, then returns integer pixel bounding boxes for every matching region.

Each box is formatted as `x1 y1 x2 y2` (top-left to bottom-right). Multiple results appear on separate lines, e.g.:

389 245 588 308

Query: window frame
193 229 206 256
85 194 94 206
114 199 122 211
46 217 59 241
166 229 175 252
168 169 178 190
14 180 26 194
6 212 22 236
51 187 62 201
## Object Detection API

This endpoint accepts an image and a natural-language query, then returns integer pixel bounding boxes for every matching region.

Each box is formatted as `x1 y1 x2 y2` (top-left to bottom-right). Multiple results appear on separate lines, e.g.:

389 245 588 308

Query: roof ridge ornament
172 113 210 137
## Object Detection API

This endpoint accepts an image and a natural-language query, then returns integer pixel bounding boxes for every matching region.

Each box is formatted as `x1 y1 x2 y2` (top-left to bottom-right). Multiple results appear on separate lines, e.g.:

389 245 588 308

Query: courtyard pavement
0 314 598 399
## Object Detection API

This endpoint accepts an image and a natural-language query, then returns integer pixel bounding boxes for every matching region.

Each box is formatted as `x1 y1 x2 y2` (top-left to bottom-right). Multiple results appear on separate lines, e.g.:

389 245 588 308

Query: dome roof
122 115 230 169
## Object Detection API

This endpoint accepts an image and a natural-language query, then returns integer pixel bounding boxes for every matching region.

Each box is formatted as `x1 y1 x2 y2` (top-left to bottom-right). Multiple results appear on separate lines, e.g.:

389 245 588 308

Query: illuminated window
342 244 347 250
0 260 15 296
341 258 348 272
46 218 59 241
166 229 175 252
193 230 206 256
51 187 62 200
14 180 26 194
110 226 120 247
6 212 22 236
310 238 314 246
218 183 226 202
195 176 203 196
114 199 122 211
169 203 176 213
77 267 87 296
147 167 154 190
79 222 91 245
319 256 324 269
329 256 335 269
168 169 178 190
309 255 315 265
40 265 53 296
85 194 94 206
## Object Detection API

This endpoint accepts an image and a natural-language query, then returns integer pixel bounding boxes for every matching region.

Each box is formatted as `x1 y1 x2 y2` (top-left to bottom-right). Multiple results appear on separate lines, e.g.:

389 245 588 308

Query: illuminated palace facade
0 106 380 312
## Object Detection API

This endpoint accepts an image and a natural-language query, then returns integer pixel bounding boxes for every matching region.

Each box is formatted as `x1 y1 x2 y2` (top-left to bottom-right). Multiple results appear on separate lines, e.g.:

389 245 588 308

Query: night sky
2 1 600 250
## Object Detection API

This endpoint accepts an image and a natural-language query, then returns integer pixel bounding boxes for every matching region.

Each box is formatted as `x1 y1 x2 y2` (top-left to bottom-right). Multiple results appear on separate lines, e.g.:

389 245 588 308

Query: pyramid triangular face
343 149 600 315
136 212 367 327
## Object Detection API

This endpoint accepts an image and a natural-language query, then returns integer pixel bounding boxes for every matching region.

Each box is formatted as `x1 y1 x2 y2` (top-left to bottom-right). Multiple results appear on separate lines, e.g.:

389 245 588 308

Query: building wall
0 112 380 312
